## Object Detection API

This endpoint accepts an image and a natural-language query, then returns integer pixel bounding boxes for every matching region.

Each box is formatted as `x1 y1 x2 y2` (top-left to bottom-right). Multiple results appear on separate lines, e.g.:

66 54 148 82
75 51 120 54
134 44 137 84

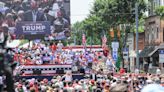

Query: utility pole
135 3 139 69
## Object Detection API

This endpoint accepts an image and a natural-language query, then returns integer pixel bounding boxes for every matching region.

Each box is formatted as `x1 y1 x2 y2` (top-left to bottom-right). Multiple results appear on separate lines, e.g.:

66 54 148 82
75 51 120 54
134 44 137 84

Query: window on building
163 28 164 42
156 27 158 39
149 33 152 44
153 2 156 13
162 0 164 6
151 28 154 42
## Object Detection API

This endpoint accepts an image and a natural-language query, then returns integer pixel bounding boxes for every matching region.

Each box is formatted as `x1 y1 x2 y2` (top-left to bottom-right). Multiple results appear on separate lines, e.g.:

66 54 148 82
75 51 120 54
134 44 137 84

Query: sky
70 0 94 24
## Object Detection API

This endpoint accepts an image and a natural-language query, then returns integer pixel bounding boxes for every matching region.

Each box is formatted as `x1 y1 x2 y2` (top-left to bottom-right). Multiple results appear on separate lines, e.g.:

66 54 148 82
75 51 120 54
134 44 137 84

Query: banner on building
159 50 164 63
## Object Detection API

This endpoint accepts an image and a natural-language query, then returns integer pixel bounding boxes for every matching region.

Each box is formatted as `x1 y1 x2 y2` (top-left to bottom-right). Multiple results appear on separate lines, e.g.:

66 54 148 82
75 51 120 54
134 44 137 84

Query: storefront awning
149 43 164 56
139 46 155 58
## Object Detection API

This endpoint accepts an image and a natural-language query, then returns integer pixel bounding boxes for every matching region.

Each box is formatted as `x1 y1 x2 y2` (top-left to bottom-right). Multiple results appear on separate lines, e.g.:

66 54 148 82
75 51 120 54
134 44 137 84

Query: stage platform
18 74 85 81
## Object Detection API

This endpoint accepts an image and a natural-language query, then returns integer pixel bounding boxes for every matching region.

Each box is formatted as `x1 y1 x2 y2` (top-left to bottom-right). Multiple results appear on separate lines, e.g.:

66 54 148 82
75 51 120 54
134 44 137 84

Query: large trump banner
15 22 51 40
12 0 71 40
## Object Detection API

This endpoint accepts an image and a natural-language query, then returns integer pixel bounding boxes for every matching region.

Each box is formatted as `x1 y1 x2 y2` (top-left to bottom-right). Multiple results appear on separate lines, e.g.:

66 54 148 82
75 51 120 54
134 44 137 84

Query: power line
71 13 135 16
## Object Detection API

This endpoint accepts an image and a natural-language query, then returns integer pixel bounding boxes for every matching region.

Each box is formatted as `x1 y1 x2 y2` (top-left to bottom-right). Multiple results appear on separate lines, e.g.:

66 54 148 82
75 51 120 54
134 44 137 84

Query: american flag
82 34 86 45
102 35 107 49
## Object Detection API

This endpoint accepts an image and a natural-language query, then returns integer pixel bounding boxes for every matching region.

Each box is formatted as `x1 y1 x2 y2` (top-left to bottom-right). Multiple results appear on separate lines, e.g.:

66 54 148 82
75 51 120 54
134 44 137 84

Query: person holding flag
102 35 109 57
82 33 86 52
106 55 116 74
102 34 107 49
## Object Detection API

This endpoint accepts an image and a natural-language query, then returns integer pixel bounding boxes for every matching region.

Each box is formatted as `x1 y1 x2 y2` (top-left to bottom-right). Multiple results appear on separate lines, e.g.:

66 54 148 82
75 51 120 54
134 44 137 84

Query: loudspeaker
56 69 64 74
33 70 41 75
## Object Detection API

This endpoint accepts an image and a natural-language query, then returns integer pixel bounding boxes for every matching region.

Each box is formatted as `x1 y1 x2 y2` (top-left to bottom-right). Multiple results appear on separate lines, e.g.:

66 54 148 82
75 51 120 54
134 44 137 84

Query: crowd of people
11 41 104 68
0 0 70 39
1 0 164 92
9 41 164 92
13 71 164 92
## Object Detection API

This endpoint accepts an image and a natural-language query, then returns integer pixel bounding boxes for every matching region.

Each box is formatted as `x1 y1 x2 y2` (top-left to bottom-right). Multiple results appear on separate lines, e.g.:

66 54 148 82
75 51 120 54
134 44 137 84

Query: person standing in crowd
135 68 140 75
90 70 97 81
21 0 31 12
0 12 4 26
50 0 60 18
57 40 63 53
4 13 15 27
11 0 24 12
120 67 125 75
106 55 115 73
53 11 69 33
156 68 161 75
39 0 51 9
103 47 109 57
23 0 44 21
87 54 93 70
43 8 55 25
62 71 72 82
0 73 3 92
15 10 24 23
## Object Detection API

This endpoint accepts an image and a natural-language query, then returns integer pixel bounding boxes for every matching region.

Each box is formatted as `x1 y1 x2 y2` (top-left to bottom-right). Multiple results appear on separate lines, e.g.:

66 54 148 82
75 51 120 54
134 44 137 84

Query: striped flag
102 35 107 49
82 34 86 45
82 34 87 52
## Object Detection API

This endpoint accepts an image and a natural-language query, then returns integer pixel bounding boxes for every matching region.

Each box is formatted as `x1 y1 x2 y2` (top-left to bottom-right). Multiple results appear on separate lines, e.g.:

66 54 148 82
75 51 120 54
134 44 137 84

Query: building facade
141 0 164 73
148 0 164 16
124 32 145 72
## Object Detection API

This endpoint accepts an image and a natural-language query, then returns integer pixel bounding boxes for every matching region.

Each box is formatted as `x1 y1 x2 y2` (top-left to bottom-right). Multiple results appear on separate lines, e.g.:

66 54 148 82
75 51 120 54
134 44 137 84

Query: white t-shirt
135 69 139 75
156 68 161 75
65 75 72 82
0 76 3 85
57 43 63 51
106 59 113 66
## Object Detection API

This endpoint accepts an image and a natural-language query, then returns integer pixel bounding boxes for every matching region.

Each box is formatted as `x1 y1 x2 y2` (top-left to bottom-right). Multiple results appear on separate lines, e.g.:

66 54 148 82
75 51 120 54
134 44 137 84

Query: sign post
112 42 119 62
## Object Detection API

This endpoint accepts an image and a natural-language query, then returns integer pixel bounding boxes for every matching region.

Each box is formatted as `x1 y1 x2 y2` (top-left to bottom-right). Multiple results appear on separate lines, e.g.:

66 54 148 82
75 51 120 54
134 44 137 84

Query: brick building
139 0 164 73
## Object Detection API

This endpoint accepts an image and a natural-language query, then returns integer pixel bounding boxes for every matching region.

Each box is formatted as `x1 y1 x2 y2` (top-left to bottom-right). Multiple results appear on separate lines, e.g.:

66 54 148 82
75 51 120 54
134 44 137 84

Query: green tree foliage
83 15 108 45
155 6 164 18
71 22 84 45
84 0 146 68
91 0 147 25
71 0 147 47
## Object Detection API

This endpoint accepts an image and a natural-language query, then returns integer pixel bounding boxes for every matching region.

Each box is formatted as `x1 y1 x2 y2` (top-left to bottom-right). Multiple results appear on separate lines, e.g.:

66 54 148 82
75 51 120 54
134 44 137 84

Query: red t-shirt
14 54 19 61
120 68 125 75
51 45 57 51
25 59 32 65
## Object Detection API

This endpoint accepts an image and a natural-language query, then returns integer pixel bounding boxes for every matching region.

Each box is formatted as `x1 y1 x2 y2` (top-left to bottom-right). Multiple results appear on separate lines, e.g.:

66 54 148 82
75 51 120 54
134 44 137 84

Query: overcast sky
70 0 94 24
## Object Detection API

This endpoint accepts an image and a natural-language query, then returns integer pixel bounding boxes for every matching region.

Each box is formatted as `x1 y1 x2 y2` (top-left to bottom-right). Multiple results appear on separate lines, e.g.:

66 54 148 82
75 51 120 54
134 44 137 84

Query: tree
71 21 84 45
155 6 164 19
83 15 109 45
93 0 146 23
85 0 147 68
89 0 147 47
